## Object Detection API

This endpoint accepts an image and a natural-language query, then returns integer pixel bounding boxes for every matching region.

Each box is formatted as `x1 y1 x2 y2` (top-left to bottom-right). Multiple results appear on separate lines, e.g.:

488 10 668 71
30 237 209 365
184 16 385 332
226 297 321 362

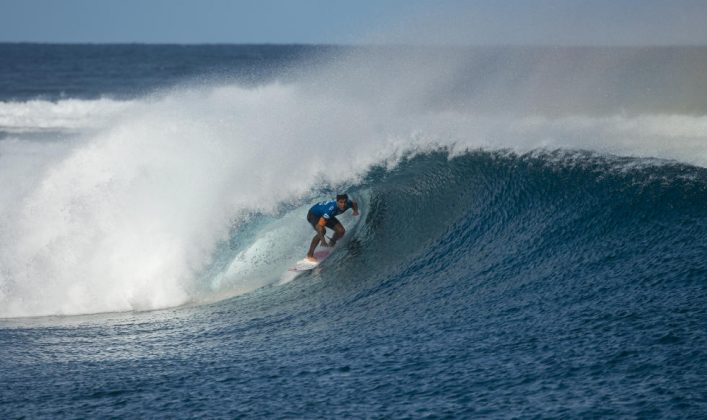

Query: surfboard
278 242 335 284
289 248 333 272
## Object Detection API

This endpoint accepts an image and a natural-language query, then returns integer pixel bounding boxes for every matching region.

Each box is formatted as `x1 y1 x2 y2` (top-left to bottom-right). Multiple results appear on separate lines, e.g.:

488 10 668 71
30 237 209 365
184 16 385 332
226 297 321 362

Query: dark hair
336 193 348 201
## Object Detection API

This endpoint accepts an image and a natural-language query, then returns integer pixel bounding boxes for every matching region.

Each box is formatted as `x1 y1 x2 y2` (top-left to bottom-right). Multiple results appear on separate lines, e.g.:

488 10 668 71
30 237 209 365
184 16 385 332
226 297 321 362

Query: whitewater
1 44 706 418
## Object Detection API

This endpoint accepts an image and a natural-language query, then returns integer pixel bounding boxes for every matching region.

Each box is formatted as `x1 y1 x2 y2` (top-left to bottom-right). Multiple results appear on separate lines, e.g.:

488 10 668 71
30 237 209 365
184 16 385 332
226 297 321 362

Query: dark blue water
1 44 706 418
0 43 339 101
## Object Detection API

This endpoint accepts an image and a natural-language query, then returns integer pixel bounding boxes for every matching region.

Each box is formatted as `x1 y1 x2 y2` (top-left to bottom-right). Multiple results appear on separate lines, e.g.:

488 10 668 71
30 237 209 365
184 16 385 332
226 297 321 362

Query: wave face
359 149 707 288
351 150 707 332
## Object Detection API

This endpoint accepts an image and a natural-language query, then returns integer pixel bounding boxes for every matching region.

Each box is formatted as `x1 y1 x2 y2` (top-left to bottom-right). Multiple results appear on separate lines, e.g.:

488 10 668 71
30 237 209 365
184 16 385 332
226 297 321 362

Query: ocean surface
1 44 706 418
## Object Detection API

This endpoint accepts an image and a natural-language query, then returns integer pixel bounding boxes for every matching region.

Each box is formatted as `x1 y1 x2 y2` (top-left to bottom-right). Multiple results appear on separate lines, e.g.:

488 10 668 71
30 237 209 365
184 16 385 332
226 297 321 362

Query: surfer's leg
330 223 345 246
306 211 323 259
307 225 327 259
307 235 320 259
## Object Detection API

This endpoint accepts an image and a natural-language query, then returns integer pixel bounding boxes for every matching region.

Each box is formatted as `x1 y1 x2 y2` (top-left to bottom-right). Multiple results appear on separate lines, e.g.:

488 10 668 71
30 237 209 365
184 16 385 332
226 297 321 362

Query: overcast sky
1 0 707 45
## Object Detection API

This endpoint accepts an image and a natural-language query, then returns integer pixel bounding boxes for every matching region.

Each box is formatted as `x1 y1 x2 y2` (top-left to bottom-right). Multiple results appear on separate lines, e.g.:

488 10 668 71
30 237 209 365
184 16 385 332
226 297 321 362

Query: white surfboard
278 245 333 285
289 247 333 272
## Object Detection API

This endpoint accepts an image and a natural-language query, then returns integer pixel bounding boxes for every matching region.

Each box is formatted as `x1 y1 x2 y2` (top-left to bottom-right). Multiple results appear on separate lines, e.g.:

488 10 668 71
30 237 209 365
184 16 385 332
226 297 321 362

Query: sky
1 0 707 46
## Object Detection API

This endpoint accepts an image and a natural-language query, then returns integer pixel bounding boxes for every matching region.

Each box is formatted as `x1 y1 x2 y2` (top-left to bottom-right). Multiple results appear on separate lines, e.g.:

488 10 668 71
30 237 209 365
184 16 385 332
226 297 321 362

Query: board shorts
307 211 340 229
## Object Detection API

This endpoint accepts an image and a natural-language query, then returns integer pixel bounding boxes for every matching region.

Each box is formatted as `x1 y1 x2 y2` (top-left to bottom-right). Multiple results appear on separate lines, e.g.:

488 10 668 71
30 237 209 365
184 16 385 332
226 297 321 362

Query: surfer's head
336 193 348 210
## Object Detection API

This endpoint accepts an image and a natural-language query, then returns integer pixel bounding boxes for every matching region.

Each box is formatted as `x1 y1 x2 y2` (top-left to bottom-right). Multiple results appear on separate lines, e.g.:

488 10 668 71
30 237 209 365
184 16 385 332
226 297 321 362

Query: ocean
1 44 706 418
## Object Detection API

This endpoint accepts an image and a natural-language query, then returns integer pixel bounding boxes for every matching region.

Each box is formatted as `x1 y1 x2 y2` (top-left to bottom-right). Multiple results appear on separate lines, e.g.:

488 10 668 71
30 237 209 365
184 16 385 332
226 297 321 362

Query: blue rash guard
309 199 353 220
307 200 353 230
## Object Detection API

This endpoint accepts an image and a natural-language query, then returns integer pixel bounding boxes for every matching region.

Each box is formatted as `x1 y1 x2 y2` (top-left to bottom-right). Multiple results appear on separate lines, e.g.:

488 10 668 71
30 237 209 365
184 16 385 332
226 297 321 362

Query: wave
352 150 707 286
1 76 707 318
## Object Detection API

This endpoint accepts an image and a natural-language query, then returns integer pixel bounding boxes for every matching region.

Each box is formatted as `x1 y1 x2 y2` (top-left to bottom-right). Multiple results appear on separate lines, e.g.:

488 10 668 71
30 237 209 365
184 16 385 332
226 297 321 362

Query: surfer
306 194 359 262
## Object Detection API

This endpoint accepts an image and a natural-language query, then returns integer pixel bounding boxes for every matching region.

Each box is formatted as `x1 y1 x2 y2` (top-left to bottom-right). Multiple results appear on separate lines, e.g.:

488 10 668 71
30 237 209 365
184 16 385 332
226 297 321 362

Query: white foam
0 83 406 317
0 98 135 133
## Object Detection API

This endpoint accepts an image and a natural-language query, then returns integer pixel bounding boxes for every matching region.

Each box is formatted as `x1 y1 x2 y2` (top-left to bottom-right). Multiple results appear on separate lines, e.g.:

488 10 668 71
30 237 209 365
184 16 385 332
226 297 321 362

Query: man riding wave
306 193 359 262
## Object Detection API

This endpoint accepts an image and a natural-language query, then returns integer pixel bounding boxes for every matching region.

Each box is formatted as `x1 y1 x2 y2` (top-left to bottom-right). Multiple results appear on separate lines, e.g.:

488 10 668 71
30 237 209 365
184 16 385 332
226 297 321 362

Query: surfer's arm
351 200 359 216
